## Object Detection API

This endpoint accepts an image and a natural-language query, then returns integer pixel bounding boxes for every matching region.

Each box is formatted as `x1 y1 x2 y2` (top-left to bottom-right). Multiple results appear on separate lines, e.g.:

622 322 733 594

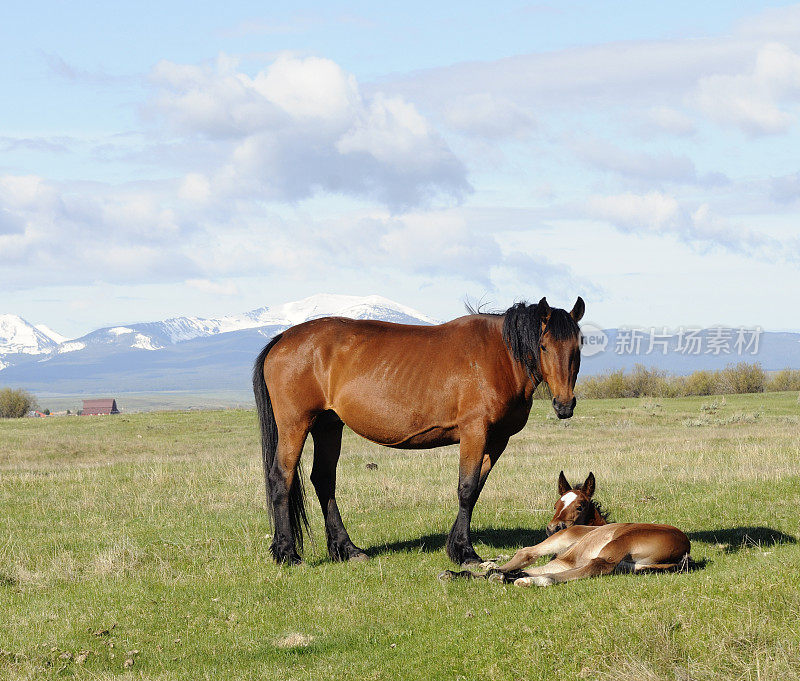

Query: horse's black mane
476 300 580 380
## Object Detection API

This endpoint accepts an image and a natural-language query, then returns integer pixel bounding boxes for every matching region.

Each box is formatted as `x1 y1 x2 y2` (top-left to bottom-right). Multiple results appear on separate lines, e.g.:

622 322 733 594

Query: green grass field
2 392 800 680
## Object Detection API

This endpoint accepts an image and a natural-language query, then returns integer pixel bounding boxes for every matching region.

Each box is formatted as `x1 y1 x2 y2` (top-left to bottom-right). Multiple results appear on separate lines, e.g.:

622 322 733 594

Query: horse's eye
540 345 546 352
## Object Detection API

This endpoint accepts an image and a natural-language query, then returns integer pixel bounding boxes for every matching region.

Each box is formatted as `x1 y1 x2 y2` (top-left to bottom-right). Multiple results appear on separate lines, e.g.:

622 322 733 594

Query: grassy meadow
1 392 800 680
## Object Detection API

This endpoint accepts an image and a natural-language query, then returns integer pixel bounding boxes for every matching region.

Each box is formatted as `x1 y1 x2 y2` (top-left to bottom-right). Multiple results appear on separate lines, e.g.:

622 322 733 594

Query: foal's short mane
589 498 612 523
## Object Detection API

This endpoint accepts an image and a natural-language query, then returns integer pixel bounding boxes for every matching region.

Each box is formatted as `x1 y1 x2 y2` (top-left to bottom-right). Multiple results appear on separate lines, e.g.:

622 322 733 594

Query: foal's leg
310 418 367 562
268 421 311 564
495 526 596 572
516 538 629 586
447 428 503 566
516 558 618 586
633 563 681 573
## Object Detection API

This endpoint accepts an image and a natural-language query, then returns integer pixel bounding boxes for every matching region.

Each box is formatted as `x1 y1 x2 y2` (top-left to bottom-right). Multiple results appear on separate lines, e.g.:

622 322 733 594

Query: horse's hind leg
268 421 311 564
310 415 368 562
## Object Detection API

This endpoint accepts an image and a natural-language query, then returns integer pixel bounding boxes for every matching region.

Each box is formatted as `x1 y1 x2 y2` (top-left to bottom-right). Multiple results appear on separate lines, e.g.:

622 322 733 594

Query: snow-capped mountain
0 314 64 356
136 293 439 346
34 324 70 345
0 294 438 370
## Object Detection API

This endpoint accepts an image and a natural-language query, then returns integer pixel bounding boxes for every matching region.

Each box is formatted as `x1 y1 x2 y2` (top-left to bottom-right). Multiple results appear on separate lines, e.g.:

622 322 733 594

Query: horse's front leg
447 427 501 566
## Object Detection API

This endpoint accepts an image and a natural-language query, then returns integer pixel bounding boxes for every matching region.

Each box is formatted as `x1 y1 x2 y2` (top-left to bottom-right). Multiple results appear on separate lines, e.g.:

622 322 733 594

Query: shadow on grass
688 526 796 553
365 526 547 558
364 525 796 560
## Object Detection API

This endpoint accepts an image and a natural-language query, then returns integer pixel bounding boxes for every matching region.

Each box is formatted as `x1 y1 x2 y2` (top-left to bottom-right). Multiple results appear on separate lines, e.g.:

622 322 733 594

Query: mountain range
1 294 798 402
0 294 438 393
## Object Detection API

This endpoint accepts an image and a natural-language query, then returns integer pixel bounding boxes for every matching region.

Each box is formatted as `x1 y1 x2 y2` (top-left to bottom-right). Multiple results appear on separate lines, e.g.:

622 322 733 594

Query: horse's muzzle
546 521 568 536
552 397 576 419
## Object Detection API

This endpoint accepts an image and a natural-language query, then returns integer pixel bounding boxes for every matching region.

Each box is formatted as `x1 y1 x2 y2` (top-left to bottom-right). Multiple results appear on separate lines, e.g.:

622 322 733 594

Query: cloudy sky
2 1 800 337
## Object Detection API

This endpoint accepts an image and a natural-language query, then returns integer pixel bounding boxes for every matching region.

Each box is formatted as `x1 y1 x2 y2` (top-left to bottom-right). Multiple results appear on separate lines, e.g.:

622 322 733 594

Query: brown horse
484 472 691 586
253 296 585 565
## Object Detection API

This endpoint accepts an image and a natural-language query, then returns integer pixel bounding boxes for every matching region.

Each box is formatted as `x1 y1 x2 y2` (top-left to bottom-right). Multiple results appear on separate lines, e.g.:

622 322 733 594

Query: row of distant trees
575 362 800 399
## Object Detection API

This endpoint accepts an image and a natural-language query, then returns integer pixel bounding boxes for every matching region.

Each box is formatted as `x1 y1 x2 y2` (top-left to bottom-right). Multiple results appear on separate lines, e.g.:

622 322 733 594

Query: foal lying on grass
440 472 691 587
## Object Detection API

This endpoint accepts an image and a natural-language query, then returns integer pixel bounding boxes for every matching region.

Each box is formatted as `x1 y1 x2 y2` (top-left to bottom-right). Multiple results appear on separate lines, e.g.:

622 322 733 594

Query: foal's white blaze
560 491 578 508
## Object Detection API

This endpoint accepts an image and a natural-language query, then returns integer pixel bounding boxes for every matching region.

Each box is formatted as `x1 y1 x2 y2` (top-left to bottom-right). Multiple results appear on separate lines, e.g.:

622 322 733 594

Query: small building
82 398 120 415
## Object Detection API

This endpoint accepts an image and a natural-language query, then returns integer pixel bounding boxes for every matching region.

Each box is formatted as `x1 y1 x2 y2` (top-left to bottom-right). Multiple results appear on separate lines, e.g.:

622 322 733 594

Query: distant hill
0 294 437 394
1 296 798 399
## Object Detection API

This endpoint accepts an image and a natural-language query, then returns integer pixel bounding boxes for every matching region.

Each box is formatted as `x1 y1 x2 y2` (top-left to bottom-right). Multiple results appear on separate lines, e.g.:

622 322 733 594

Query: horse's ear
581 472 595 498
570 297 585 322
536 297 551 322
558 471 571 495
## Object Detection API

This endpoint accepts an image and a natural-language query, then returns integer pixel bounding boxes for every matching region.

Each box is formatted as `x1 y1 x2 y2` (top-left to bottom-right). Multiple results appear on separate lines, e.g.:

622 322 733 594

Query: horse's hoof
348 552 369 563
275 554 303 566
439 570 478 581
460 555 482 568
487 571 505 584
479 561 498 570
513 576 534 587
532 575 555 587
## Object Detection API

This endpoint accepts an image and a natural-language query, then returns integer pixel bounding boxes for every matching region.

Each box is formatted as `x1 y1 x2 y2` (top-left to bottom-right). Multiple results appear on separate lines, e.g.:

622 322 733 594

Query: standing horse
253 296 584 565
482 472 691 586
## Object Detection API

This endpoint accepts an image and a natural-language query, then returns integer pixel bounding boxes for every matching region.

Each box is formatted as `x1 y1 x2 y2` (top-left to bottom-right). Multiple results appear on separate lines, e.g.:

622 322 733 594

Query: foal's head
546 471 606 536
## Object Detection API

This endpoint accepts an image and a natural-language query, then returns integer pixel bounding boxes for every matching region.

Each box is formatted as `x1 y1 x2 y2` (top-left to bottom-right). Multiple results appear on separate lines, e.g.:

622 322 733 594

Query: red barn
82 399 120 415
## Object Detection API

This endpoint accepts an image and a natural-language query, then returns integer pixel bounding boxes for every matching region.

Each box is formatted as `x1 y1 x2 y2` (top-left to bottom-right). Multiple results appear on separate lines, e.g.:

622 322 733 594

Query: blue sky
2 1 800 337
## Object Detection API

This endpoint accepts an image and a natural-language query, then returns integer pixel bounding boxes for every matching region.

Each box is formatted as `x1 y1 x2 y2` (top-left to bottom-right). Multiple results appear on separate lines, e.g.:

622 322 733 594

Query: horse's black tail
253 334 308 556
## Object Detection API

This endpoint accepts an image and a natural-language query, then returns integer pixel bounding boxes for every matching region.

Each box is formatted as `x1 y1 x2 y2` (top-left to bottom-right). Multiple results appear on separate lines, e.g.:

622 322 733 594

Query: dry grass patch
274 632 315 649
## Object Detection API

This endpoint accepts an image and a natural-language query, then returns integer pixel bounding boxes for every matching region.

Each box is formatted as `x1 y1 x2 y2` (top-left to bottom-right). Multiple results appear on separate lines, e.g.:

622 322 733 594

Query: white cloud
179 173 211 202
443 93 536 139
150 54 470 210
585 191 791 260
185 278 239 296
0 173 196 288
574 139 711 185
379 13 800 146
0 208 25 235
0 169 591 296
251 55 359 123
645 106 696 136
42 52 130 86
735 5 800 41
694 43 800 135
376 212 502 286
587 192 685 234
384 38 753 112
0 174 53 209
